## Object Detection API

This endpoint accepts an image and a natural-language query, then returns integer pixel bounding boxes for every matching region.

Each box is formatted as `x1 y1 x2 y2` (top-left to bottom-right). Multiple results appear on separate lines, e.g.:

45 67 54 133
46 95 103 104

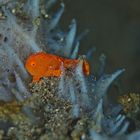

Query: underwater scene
0 0 140 139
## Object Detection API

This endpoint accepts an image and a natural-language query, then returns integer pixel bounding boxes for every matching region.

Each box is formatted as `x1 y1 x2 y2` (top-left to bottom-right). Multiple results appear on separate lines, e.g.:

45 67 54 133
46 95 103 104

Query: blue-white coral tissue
0 0 139 140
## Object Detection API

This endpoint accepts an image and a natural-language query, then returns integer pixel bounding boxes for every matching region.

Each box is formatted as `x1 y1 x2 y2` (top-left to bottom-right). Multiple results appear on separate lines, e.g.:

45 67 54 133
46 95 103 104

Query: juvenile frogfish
25 52 90 82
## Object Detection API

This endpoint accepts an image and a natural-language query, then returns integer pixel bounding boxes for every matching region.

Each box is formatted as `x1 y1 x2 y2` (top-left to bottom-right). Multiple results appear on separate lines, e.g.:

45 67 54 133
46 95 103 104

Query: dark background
60 0 140 94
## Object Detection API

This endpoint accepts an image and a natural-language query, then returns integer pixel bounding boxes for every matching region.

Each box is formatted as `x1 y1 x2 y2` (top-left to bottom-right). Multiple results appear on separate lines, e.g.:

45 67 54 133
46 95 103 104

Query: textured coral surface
0 0 139 140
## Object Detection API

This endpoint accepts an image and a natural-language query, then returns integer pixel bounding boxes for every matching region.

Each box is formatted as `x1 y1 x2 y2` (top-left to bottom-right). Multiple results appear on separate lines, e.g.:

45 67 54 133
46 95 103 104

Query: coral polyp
0 0 139 140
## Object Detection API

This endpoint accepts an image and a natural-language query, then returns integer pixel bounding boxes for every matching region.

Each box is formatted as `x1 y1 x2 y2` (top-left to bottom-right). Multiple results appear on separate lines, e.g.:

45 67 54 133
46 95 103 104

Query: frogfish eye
31 61 36 67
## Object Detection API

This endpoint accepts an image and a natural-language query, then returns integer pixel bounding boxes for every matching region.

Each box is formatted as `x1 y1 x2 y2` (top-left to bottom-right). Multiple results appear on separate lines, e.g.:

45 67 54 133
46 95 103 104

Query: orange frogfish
25 52 90 82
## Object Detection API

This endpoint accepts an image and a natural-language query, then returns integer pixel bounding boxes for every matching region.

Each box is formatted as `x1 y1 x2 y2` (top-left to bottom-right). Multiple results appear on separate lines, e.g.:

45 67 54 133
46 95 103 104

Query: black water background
60 0 140 95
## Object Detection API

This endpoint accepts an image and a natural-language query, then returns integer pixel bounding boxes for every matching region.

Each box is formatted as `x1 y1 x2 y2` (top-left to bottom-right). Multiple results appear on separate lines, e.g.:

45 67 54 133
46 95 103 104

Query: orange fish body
25 52 90 82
